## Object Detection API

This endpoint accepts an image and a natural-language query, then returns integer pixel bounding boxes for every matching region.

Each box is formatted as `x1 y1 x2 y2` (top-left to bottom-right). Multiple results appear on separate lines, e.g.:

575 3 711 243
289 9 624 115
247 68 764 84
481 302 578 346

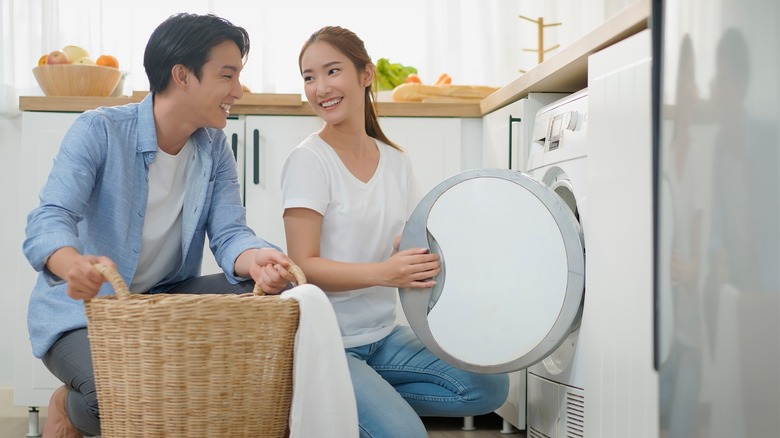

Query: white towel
281 284 359 437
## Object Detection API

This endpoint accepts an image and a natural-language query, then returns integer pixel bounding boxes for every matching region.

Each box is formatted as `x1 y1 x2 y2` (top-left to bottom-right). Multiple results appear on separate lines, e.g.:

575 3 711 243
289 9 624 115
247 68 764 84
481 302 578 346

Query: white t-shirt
281 133 421 348
131 140 194 293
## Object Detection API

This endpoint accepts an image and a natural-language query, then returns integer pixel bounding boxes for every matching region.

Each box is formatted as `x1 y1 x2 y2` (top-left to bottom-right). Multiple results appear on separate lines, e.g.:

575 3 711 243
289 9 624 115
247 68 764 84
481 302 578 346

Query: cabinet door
379 117 463 195
15 112 80 407
244 116 322 253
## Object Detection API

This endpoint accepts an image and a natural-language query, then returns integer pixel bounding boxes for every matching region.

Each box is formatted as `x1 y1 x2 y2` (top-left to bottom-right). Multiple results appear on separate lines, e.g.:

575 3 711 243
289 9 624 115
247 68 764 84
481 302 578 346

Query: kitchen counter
18 0 649 118
18 91 483 118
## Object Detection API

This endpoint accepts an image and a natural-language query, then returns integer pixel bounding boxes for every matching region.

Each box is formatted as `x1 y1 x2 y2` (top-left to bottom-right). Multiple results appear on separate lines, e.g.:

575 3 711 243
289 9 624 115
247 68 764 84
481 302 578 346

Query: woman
281 26 508 438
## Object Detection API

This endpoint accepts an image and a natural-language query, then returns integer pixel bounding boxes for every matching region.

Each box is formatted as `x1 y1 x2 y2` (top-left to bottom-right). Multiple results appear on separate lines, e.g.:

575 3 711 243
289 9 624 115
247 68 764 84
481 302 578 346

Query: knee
470 373 510 413
82 387 100 418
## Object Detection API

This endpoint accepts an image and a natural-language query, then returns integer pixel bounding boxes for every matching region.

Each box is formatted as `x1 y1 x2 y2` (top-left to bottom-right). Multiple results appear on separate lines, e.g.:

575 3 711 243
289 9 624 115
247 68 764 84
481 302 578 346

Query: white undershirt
130 140 194 293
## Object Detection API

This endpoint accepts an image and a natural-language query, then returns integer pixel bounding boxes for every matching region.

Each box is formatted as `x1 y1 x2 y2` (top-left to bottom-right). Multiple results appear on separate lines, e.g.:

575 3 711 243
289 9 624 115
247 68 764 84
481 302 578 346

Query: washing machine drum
399 168 585 374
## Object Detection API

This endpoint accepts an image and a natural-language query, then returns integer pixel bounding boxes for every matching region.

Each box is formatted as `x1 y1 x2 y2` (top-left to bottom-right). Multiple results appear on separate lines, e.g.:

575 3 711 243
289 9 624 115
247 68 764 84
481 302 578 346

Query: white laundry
281 284 358 437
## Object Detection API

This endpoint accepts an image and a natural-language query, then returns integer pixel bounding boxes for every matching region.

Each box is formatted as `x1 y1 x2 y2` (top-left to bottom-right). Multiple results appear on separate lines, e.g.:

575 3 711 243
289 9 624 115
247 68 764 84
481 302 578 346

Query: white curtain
1 0 622 117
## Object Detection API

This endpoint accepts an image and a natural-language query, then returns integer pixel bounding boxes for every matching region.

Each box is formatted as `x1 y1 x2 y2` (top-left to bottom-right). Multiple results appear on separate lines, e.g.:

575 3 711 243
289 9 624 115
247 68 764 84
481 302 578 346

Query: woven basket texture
85 265 300 437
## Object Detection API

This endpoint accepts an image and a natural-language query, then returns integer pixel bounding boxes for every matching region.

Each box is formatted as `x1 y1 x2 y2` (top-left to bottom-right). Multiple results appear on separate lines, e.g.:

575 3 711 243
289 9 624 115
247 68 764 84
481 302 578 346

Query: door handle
508 116 523 170
231 133 238 162
253 129 260 185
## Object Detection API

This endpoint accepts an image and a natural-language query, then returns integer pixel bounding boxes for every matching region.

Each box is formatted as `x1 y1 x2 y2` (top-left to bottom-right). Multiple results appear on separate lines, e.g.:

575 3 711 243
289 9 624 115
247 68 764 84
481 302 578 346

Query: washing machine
398 90 588 424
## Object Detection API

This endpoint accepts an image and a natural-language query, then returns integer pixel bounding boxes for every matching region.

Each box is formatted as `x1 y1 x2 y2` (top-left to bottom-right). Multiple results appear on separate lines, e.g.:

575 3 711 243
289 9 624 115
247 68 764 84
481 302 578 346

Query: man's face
185 40 244 130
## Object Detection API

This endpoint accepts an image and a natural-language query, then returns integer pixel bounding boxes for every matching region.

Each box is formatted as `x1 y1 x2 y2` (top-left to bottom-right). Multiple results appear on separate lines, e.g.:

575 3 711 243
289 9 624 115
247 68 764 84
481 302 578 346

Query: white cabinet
200 116 251 275
13 113 256 408
243 115 323 253
14 112 81 409
242 115 475 253
482 93 568 171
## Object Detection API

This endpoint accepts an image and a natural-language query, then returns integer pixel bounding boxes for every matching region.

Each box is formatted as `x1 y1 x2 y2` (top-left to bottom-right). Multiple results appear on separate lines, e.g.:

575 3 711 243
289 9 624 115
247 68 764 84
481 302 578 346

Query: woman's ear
171 64 189 87
362 63 375 88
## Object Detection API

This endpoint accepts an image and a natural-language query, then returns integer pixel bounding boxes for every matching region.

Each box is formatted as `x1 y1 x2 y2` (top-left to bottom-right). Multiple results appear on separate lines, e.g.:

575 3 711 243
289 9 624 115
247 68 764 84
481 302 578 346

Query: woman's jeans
345 325 509 438
41 273 255 436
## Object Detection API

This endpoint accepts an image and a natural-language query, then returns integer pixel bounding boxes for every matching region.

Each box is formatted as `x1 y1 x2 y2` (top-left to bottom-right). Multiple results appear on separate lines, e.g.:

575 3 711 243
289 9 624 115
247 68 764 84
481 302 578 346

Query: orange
38 54 47 66
96 54 119 69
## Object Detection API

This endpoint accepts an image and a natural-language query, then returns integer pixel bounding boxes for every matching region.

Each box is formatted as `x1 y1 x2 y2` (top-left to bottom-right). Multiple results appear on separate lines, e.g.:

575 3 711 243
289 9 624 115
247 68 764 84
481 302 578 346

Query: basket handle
93 262 307 298
93 263 131 300
253 263 307 296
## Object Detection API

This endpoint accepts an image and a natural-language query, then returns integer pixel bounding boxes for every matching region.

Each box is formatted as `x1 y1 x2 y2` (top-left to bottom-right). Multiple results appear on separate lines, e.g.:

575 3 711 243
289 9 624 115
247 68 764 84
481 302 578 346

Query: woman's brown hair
299 26 401 150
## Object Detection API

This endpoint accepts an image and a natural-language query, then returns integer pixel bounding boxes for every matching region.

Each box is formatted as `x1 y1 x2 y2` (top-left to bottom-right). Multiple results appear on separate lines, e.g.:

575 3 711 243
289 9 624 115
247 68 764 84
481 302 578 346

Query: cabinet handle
253 129 260 185
231 133 238 162
508 116 522 170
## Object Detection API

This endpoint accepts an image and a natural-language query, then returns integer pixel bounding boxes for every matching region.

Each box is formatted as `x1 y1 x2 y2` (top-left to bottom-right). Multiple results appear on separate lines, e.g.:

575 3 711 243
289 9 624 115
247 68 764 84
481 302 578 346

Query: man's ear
171 64 189 87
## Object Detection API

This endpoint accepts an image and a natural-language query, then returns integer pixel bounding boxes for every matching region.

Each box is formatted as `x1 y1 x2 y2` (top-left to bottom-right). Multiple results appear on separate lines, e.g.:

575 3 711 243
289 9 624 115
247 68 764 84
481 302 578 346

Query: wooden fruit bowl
33 64 122 97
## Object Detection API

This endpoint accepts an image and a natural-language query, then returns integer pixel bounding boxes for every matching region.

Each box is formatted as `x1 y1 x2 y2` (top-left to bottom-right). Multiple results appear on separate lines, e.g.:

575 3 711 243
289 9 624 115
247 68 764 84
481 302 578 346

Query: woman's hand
247 248 297 295
381 247 440 289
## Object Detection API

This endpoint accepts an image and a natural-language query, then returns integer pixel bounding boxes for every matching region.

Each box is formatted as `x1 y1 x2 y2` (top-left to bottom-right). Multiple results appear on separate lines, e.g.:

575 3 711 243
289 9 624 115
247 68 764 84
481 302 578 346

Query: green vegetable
375 58 418 91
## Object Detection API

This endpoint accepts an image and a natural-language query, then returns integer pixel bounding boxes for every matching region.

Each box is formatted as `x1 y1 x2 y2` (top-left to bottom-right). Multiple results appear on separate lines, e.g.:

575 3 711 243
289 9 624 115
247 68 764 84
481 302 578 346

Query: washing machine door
399 168 584 374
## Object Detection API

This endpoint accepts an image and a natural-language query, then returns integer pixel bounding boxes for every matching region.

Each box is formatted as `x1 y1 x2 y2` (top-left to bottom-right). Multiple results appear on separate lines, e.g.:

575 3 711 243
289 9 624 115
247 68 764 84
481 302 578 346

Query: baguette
391 83 499 102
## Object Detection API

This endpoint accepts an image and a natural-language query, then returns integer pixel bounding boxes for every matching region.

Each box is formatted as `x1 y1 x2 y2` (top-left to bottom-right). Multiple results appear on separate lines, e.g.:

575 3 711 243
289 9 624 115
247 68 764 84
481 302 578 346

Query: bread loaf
391 83 499 102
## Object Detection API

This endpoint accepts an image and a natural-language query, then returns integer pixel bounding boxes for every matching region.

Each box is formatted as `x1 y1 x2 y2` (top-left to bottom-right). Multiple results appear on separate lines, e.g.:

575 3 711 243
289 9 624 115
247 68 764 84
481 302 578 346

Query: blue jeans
345 325 509 438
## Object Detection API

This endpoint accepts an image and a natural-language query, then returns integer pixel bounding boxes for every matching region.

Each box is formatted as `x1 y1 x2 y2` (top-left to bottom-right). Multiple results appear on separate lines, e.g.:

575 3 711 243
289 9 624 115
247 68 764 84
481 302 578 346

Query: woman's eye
303 75 314 82
328 68 340 75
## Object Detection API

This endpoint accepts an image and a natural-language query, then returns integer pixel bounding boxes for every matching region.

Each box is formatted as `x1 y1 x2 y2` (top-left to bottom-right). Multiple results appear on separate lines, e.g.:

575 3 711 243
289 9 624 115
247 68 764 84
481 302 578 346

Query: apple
62 45 90 63
74 57 95 65
46 50 70 65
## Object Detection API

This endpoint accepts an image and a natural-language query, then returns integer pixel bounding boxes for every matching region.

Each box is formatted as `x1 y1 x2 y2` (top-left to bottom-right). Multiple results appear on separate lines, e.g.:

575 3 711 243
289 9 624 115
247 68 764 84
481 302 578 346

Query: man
23 13 295 437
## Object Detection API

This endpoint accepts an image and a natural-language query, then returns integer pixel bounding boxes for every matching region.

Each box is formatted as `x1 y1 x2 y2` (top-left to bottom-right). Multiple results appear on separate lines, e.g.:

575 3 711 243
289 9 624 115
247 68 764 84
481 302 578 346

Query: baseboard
0 386 47 418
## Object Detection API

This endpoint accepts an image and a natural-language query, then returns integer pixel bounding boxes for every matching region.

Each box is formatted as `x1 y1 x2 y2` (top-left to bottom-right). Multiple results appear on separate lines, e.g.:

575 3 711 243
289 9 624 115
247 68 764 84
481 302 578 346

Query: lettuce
375 58 418 91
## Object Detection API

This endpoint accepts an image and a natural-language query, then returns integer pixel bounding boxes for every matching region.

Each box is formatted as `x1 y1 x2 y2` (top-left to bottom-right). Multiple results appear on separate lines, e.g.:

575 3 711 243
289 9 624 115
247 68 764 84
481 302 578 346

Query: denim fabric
346 326 509 438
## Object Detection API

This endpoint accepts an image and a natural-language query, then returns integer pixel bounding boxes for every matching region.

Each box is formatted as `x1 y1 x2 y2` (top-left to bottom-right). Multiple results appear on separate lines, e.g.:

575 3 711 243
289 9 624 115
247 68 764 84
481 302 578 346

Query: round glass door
399 168 585 373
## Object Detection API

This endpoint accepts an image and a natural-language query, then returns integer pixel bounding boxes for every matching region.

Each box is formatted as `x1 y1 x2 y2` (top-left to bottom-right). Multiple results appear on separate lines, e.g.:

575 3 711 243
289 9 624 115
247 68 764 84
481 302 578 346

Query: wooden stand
519 15 562 72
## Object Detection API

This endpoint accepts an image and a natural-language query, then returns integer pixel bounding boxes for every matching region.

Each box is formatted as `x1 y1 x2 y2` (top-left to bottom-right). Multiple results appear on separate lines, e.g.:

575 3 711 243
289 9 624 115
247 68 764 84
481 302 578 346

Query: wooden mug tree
518 15 562 73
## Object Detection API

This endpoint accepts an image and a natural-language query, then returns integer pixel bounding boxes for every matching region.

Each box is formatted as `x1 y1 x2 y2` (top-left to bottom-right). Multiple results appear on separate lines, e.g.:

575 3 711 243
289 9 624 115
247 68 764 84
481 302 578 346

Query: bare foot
43 385 82 438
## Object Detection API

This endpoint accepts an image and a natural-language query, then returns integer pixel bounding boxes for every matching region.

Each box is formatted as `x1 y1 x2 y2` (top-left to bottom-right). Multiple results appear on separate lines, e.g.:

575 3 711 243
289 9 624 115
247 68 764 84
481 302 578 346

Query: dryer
525 90 589 438
398 91 588 427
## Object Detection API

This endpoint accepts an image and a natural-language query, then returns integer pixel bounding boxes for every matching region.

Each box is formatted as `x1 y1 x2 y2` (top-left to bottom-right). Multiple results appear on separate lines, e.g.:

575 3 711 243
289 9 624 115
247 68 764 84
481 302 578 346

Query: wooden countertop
19 0 649 119
19 91 483 118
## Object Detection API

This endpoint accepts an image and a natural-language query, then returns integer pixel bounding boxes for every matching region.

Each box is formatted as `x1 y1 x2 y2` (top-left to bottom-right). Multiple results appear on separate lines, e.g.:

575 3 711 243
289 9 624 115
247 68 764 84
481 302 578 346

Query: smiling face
183 40 245 130
300 41 373 127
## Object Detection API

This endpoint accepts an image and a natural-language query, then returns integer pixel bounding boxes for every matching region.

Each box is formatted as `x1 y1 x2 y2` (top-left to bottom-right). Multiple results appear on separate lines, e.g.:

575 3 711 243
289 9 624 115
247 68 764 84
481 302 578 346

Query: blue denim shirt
23 93 279 358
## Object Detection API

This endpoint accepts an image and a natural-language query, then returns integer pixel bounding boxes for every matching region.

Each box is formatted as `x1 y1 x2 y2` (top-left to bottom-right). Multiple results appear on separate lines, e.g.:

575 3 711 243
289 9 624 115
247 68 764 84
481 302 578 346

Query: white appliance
398 92 587 432
525 90 589 438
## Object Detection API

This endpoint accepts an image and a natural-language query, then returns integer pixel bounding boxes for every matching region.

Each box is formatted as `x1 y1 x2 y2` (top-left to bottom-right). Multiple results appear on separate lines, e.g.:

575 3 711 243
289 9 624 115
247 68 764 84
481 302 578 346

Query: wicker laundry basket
85 263 304 438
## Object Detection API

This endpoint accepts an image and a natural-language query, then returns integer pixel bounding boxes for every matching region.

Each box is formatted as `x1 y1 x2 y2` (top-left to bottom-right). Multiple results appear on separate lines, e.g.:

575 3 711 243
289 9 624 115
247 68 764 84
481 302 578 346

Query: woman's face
300 41 372 126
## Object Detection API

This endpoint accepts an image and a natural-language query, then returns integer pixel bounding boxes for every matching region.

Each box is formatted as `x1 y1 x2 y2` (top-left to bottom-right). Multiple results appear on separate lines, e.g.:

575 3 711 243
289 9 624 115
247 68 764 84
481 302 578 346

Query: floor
0 413 525 437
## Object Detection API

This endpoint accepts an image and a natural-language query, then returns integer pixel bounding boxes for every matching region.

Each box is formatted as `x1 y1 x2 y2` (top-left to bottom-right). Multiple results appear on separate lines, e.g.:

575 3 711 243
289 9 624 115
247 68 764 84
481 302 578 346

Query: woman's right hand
381 247 440 289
